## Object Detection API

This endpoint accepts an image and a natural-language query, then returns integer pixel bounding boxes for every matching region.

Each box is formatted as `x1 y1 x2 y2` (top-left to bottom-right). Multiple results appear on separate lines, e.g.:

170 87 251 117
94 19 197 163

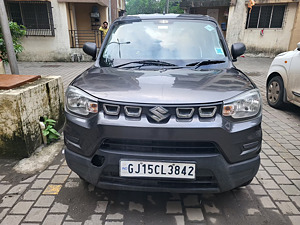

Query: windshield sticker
215 48 224 55
205 25 215 32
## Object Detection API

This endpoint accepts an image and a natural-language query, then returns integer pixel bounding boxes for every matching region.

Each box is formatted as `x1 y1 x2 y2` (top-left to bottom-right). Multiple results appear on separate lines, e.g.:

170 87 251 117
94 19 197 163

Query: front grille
100 102 221 123
101 139 219 154
100 167 218 190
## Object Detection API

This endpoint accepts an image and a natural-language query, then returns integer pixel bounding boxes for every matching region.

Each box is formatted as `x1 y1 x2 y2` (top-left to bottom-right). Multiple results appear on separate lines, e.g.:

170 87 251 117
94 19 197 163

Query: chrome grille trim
103 104 120 116
176 107 195 119
199 106 217 118
124 106 142 117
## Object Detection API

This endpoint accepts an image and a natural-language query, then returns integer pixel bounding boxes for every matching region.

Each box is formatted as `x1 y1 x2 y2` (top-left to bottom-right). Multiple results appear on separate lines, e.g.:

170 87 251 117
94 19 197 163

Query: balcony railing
69 30 103 48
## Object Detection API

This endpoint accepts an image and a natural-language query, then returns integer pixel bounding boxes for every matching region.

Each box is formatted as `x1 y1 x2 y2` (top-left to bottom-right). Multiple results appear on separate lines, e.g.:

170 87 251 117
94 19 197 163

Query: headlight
222 89 261 119
66 86 98 116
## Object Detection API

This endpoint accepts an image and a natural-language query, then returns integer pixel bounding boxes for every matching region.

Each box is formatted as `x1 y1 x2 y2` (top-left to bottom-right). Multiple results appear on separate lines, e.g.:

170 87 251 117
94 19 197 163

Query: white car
267 42 300 108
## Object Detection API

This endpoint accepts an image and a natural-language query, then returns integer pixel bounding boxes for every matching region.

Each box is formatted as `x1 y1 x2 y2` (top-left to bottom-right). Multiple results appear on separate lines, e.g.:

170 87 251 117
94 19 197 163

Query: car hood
72 67 254 104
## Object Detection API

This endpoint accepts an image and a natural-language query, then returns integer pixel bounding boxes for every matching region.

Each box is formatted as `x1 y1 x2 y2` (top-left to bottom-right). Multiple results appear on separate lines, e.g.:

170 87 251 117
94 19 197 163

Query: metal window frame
6 1 55 36
246 4 286 29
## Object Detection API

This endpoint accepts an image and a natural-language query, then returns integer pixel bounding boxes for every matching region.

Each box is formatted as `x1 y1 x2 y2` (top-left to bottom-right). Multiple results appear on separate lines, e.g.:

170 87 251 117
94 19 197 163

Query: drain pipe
39 117 47 145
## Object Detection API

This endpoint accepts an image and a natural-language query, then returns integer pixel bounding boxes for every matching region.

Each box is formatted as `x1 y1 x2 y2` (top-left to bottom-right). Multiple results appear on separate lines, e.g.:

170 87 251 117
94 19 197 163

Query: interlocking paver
281 185 300 196
174 215 184 225
31 180 49 189
283 171 300 180
34 195 55 207
0 195 20 207
95 201 108 213
11 201 34 214
186 208 204 222
260 179 280 189
258 196 276 208
21 176 37 183
0 208 9 221
267 190 289 201
273 175 293 185
249 185 267 195
38 170 56 179
63 222 82 225
0 215 24 225
56 166 71 175
204 203 220 214
106 213 123 220
277 163 294 171
265 167 283 175
51 175 69 184
276 202 300 215
128 202 144 213
104 222 123 225
289 216 300 225
166 201 182 214
0 184 11 195
23 189 43 201
290 196 300 208
42 214 65 225
7 184 29 195
50 202 69 213
24 208 48 222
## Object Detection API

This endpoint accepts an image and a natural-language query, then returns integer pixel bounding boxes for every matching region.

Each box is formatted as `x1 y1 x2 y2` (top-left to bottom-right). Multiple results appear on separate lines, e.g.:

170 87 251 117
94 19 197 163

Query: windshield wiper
113 60 178 68
186 60 226 69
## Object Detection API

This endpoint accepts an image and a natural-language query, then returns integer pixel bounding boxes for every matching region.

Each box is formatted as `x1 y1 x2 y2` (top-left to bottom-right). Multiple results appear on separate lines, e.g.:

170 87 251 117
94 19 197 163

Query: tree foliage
0 22 26 63
126 0 184 15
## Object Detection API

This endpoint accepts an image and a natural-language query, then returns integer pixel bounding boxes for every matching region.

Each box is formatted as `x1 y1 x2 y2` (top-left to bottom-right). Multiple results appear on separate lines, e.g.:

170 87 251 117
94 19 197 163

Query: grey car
64 14 262 193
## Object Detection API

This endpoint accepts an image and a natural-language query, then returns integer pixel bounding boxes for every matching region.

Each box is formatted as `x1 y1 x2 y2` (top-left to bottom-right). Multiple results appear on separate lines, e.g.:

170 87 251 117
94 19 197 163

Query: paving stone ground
1 57 300 225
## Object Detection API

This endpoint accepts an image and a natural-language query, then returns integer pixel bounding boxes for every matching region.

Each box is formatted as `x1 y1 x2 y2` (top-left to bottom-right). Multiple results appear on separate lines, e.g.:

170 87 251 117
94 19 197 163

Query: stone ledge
0 76 64 158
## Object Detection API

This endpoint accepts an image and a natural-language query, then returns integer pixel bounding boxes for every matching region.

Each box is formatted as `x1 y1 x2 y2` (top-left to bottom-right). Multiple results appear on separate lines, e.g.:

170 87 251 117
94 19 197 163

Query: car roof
114 14 217 24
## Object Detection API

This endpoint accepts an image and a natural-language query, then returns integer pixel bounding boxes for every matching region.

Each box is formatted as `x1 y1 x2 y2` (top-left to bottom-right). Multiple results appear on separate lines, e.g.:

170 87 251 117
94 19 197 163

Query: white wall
19 0 72 61
226 1 298 56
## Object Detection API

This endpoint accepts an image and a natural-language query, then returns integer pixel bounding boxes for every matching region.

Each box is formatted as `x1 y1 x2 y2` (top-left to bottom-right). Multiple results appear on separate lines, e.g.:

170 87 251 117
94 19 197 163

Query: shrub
0 21 26 63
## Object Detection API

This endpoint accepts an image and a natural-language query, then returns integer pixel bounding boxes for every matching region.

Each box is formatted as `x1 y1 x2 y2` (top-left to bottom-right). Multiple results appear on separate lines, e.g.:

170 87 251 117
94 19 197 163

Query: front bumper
64 107 262 193
65 147 260 193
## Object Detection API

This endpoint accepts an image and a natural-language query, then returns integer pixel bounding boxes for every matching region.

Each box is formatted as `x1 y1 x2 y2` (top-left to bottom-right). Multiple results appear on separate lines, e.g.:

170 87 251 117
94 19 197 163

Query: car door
288 49 300 105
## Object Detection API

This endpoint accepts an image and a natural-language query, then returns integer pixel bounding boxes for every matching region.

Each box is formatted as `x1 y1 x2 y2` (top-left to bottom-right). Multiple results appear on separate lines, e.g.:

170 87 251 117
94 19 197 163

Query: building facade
226 0 300 56
181 0 300 56
4 0 125 61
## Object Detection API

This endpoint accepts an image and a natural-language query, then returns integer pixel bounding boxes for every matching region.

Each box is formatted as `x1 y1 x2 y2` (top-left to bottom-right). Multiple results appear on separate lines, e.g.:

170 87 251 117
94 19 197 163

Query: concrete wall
0 76 64 158
226 0 298 56
289 3 300 50
18 1 71 62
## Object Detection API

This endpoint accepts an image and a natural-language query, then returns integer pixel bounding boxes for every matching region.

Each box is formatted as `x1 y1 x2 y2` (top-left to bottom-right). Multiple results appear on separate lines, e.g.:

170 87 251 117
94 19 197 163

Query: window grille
246 5 286 29
6 1 55 36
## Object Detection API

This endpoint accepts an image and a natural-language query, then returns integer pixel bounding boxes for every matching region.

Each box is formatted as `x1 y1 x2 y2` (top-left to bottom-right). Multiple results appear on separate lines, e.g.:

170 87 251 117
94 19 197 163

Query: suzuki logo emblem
149 106 169 122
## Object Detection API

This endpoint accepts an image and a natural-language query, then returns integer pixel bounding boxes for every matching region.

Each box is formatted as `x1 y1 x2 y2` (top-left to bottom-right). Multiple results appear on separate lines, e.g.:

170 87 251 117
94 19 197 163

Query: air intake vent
176 108 195 119
199 106 217 118
124 106 142 117
103 104 120 116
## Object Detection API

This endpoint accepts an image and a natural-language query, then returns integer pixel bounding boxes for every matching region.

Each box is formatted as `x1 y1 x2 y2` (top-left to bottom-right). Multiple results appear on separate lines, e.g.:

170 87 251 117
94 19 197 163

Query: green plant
42 117 61 144
0 21 26 63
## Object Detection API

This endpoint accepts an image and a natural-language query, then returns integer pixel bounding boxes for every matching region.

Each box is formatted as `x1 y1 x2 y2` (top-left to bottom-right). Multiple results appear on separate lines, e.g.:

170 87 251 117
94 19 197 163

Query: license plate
120 160 196 179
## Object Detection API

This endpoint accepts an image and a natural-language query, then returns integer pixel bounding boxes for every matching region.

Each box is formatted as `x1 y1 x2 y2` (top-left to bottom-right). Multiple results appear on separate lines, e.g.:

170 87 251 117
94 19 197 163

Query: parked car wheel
267 76 284 108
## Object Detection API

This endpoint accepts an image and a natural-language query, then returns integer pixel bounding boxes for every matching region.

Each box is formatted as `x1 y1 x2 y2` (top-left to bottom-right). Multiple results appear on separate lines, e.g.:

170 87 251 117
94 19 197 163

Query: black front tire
267 76 284 109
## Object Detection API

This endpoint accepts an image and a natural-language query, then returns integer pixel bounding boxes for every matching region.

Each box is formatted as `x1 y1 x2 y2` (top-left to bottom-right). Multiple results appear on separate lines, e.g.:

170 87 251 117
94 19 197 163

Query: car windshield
99 19 227 67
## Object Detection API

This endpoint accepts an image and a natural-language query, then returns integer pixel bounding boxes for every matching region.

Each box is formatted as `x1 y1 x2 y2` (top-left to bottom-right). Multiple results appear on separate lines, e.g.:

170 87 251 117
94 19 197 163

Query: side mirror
297 42 300 51
231 43 246 62
83 42 97 60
